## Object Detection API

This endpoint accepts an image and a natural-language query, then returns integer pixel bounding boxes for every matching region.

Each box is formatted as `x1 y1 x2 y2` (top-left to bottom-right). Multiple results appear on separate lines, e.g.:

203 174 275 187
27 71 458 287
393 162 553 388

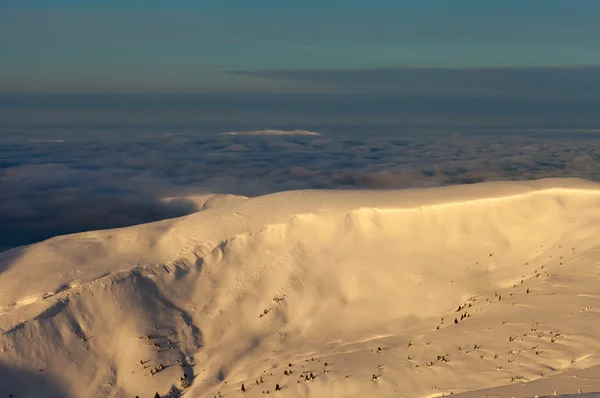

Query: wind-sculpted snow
3 179 600 397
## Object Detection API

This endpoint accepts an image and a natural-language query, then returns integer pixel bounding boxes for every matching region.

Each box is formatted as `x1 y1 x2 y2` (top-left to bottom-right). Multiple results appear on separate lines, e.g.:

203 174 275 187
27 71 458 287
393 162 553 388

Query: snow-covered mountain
3 179 600 398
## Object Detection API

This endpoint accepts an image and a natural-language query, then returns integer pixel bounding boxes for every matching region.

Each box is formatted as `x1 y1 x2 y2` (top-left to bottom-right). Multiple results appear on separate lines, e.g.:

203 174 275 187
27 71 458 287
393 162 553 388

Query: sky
1 0 600 93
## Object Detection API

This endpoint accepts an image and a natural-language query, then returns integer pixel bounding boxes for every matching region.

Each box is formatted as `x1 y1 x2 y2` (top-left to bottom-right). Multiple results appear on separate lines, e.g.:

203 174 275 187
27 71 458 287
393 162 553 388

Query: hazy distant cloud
229 66 600 100
220 129 321 136
2 126 600 252
3 93 600 127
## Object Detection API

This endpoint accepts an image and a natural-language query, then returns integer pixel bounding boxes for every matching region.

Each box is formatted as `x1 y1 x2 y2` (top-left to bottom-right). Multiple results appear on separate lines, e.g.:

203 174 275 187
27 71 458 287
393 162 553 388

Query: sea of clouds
1 126 599 251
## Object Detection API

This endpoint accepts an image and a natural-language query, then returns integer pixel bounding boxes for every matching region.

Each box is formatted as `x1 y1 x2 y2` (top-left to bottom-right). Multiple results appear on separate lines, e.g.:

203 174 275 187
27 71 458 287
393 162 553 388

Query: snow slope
2 178 600 398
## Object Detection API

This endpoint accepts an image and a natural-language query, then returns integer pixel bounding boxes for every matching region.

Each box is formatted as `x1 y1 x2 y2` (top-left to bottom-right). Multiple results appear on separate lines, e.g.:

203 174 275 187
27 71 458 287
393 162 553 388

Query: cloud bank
220 129 321 136
2 125 600 252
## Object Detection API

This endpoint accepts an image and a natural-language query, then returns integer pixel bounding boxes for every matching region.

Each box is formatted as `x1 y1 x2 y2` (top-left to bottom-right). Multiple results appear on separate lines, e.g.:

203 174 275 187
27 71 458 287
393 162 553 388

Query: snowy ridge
3 178 600 397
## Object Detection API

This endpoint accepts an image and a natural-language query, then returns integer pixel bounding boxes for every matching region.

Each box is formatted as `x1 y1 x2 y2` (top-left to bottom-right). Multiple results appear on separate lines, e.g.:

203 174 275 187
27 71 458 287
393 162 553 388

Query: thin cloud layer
1 126 600 251
230 66 600 100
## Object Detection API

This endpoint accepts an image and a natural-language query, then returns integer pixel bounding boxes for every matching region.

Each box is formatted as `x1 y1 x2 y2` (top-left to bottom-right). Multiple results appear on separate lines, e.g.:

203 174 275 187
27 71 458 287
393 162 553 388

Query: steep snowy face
2 179 600 398
192 195 577 341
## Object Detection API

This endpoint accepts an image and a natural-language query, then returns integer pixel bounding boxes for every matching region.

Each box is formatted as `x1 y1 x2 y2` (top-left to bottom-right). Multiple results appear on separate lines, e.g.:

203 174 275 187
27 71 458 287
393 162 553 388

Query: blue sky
1 0 600 92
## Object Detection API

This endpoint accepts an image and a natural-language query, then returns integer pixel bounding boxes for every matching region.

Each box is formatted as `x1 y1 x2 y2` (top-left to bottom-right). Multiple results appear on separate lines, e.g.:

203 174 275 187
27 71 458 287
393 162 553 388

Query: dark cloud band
228 66 600 100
